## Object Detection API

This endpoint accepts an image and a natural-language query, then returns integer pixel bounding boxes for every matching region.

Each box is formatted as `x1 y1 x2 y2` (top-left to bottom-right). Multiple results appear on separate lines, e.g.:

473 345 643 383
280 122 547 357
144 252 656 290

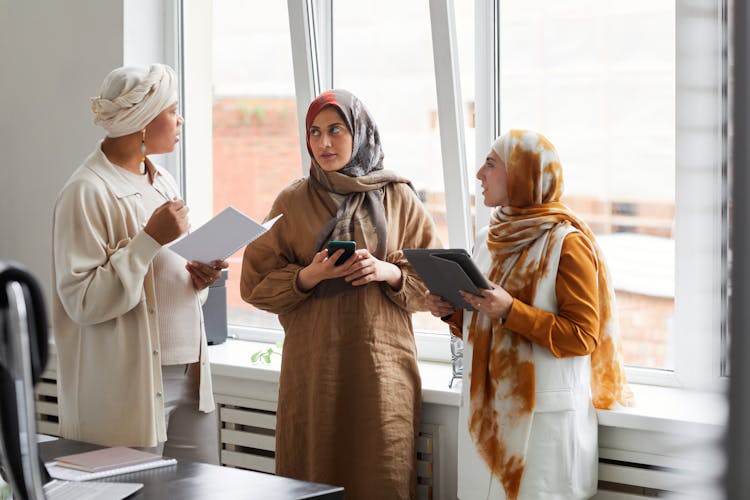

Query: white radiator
34 354 60 437
593 425 723 499
216 395 277 474
215 395 442 499
417 423 444 500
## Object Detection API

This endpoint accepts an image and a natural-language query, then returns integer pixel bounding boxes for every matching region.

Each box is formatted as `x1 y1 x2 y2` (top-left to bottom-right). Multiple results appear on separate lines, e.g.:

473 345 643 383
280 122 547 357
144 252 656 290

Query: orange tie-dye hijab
467 130 633 498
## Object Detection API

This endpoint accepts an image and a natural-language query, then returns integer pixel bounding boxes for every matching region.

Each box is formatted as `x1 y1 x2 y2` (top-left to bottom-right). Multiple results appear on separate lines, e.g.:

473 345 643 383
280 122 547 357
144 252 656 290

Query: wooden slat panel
36 421 60 436
221 450 275 474
35 382 58 398
214 394 277 412
417 459 432 479
416 484 432 500
592 490 654 500
36 401 58 417
220 406 276 429
598 462 693 493
416 435 432 454
220 428 275 452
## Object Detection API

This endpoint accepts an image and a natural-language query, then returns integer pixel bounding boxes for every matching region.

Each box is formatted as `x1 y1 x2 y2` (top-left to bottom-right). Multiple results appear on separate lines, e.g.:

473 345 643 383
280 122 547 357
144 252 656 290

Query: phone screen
326 241 356 266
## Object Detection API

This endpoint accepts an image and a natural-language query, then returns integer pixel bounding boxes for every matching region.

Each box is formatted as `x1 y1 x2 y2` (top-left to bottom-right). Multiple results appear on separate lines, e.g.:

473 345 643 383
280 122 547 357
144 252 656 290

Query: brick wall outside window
212 96 674 368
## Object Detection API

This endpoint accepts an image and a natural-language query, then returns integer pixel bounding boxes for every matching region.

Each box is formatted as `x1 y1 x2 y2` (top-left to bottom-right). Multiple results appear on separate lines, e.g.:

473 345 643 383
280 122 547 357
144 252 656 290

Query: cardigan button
156 392 162 398
153 350 159 356
148 307 156 314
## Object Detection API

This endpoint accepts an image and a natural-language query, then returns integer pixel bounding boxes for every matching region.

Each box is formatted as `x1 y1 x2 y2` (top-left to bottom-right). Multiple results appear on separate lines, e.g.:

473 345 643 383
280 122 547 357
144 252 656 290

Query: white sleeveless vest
457 225 598 500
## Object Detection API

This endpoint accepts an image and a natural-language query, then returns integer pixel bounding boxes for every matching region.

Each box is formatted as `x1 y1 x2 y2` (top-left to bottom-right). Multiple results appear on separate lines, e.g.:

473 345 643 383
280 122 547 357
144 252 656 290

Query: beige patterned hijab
306 90 412 258
467 130 633 498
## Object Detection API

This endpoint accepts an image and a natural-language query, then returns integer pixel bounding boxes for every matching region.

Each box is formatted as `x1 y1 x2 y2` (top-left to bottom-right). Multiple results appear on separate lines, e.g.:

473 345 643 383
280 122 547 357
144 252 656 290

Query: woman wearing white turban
52 64 227 463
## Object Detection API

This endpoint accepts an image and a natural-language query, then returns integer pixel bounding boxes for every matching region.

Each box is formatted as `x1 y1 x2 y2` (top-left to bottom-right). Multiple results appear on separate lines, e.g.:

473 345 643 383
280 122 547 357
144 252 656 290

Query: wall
0 0 172 310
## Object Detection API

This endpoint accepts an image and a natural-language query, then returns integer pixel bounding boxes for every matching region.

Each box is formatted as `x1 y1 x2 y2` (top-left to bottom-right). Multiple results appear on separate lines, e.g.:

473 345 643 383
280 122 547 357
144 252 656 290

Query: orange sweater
447 232 599 358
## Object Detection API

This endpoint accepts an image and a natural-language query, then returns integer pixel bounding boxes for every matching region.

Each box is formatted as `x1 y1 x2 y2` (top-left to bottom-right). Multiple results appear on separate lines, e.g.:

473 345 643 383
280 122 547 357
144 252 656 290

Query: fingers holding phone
296 241 358 292
326 241 356 266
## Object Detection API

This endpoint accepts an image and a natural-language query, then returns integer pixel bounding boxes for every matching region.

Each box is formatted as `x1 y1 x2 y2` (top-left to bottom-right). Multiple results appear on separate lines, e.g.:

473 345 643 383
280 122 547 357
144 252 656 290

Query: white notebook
45 457 177 481
169 206 283 264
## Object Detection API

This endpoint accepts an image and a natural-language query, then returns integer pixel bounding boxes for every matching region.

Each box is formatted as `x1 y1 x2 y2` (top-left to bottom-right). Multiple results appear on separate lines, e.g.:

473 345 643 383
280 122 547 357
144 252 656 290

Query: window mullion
430 0 472 250
287 0 321 176
674 1 726 390
180 0 213 226
473 0 497 235
314 0 333 90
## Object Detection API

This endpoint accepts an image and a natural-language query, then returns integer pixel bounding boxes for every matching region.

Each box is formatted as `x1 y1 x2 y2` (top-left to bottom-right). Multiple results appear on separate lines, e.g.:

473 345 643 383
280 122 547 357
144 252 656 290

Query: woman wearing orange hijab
427 130 632 499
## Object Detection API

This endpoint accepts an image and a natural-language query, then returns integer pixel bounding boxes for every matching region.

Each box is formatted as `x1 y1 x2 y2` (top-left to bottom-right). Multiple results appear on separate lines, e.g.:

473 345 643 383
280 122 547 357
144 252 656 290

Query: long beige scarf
310 165 412 259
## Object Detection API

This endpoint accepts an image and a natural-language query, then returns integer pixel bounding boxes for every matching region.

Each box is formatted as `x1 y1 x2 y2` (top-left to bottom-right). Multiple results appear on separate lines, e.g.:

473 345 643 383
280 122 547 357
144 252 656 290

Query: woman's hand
296 248 359 292
144 199 190 245
344 249 402 288
425 291 456 318
187 259 229 291
459 283 513 320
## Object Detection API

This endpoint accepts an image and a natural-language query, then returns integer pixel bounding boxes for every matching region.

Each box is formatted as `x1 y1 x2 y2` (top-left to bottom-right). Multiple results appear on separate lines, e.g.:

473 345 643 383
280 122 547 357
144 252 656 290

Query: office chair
0 261 51 499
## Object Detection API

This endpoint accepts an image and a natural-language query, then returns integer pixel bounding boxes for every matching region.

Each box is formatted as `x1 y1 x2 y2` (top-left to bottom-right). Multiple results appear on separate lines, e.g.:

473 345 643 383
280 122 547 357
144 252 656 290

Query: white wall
0 0 172 309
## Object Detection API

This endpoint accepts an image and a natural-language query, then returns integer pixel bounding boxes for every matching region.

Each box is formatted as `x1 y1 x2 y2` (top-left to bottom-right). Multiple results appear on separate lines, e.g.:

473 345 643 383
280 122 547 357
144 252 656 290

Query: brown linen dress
241 177 440 500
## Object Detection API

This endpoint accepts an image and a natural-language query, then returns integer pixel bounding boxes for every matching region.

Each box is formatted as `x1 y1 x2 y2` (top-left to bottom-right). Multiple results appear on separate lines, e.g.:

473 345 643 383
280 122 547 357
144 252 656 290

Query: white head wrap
91 64 178 138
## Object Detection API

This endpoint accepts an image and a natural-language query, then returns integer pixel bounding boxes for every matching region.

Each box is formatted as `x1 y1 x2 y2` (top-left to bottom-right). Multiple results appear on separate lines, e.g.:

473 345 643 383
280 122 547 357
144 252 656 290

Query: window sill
208 339 727 436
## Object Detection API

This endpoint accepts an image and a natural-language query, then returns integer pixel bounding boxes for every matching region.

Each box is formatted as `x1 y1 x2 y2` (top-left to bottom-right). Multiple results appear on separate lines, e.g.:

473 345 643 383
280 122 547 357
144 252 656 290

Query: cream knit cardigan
52 143 214 447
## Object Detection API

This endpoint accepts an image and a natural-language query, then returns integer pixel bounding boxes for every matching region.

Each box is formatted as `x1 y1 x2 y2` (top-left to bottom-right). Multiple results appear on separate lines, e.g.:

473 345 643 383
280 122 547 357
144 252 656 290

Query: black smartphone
326 241 356 266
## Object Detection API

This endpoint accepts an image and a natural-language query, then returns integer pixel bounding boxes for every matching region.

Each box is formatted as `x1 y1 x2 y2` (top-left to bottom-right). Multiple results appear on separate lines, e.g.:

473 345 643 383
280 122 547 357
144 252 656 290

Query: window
211 0 302 331
498 1 676 370
185 0 729 387
331 0 448 334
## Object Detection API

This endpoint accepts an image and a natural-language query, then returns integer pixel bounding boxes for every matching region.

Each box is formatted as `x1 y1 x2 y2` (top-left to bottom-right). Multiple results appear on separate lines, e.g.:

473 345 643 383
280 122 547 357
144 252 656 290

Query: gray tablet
403 248 492 311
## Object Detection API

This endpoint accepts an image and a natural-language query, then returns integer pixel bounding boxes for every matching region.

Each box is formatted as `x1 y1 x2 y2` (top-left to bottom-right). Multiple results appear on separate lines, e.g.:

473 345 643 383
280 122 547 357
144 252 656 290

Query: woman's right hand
296 248 359 292
425 291 456 318
144 199 189 245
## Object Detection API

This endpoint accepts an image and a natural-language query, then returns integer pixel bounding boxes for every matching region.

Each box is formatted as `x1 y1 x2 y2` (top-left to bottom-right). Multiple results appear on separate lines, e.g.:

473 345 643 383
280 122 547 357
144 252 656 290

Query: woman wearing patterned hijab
52 64 227 461
241 89 441 498
427 130 632 499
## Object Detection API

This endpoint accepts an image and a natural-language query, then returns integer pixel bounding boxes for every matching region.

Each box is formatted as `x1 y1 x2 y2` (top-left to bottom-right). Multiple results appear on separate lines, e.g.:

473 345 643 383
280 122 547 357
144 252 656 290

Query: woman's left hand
187 259 229 291
344 249 402 288
459 283 513 320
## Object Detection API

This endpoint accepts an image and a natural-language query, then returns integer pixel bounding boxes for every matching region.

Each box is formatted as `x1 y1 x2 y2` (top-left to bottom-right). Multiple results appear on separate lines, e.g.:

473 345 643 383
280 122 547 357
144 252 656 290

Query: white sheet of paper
169 206 282 264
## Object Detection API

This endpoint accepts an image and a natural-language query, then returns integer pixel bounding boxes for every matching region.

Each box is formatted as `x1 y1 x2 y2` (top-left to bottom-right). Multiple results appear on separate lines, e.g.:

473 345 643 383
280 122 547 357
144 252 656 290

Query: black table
39 439 344 499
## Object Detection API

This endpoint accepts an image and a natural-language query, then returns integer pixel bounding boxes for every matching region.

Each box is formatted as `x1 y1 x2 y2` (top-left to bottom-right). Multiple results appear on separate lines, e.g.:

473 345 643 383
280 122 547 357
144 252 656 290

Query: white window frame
183 0 731 387
669 0 727 391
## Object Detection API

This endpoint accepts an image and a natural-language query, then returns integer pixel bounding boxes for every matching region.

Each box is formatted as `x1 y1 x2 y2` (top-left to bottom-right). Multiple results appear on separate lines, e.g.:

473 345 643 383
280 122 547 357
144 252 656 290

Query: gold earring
139 129 147 174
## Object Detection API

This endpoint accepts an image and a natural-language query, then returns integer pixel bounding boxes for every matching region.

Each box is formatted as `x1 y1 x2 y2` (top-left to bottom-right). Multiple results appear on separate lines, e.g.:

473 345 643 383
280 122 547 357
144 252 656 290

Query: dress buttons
148 307 156 314
156 392 162 398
